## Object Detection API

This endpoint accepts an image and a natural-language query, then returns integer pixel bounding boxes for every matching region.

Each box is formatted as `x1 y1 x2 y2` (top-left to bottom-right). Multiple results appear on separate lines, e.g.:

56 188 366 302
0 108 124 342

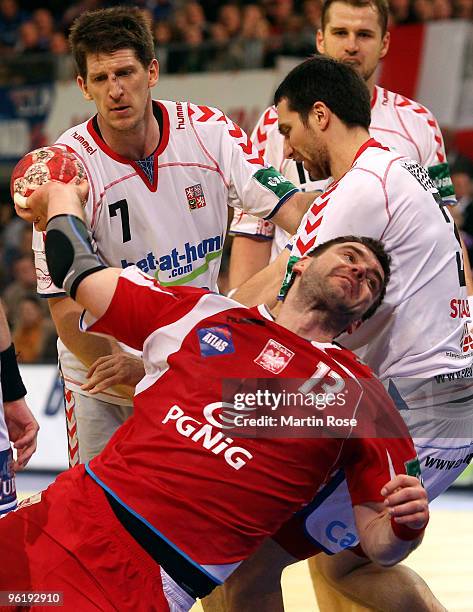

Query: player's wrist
390 516 428 541
0 343 27 402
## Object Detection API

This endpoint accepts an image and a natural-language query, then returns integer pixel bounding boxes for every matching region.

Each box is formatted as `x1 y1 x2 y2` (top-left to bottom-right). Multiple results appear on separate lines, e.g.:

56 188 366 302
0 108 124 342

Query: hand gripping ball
11 146 86 209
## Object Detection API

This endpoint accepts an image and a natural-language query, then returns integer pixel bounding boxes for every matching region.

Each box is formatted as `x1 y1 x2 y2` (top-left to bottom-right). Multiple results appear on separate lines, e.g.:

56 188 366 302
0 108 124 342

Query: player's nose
109 75 124 99
345 33 359 53
283 139 294 160
351 263 366 281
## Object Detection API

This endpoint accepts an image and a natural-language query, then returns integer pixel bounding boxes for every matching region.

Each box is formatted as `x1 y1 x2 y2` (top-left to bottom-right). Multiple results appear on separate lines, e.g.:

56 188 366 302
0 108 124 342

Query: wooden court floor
192 506 473 612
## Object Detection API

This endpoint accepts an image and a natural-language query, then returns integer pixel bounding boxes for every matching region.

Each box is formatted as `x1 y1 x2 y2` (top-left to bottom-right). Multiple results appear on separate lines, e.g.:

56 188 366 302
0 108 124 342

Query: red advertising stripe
378 24 426 100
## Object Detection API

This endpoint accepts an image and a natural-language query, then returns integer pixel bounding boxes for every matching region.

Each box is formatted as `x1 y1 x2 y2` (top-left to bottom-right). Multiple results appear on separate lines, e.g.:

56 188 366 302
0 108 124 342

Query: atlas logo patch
254 339 294 374
198 325 235 357
185 183 206 210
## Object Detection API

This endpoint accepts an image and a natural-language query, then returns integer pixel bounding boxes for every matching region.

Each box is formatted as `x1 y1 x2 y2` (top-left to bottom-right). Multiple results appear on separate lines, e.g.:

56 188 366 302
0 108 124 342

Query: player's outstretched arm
271 191 315 234
0 301 39 469
21 182 120 320
232 247 290 307
354 474 429 567
228 236 272 291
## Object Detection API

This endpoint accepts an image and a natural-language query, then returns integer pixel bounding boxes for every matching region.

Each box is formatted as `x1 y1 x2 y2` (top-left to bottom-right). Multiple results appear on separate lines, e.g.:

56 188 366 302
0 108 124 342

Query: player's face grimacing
317 2 390 86
277 99 331 180
299 242 385 319
77 48 159 134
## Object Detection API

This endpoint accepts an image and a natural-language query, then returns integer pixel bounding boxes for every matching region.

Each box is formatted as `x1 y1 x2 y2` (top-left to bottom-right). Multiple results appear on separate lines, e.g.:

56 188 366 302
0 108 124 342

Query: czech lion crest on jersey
185 183 206 210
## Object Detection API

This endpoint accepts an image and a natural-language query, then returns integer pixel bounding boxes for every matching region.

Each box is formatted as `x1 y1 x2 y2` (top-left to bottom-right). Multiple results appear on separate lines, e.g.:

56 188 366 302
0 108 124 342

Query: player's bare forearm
232 248 290 307
355 475 428 567
271 191 315 234
229 236 272 290
82 353 145 399
48 295 121 368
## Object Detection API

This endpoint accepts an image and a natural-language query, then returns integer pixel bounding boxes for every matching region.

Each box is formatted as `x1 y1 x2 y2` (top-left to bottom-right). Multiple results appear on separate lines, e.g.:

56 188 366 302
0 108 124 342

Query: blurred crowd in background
1 0 472 75
1 0 473 364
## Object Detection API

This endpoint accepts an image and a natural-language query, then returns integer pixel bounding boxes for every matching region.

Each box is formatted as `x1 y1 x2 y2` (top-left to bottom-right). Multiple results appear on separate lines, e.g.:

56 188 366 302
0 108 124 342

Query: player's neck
276 299 342 344
328 126 371 181
366 74 376 99
97 101 160 160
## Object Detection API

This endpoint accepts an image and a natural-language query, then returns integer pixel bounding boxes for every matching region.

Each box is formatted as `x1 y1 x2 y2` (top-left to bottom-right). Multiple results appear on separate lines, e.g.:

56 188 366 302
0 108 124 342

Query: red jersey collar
352 137 389 165
86 100 169 191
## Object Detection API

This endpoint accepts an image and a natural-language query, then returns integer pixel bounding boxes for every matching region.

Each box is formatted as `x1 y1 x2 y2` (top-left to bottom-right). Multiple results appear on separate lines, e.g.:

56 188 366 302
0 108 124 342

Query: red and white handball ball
10 146 86 209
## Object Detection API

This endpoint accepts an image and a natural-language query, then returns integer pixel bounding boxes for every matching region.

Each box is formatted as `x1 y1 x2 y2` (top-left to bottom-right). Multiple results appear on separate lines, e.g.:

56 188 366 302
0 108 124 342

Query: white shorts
274 376 473 557
64 386 133 465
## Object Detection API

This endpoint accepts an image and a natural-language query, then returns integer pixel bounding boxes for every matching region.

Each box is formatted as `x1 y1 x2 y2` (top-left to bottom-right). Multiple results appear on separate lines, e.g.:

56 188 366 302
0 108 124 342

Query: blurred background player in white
3 178 430 611
228 0 469 292
216 56 473 612
25 6 313 467
0 300 39 514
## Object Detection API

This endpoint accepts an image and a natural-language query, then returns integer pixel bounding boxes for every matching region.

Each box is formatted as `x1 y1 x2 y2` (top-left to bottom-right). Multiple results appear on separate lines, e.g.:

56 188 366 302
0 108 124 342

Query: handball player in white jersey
220 56 473 612
0 302 39 515
24 7 313 466
228 0 461 288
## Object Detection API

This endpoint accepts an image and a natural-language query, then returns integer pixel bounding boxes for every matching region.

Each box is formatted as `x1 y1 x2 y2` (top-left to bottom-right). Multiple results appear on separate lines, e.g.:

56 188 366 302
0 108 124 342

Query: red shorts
0 465 170 611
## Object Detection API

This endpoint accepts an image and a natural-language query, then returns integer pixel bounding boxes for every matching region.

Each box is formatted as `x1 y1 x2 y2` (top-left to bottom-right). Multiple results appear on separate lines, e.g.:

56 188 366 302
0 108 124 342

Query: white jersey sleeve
187 103 298 219
229 105 327 256
370 86 455 205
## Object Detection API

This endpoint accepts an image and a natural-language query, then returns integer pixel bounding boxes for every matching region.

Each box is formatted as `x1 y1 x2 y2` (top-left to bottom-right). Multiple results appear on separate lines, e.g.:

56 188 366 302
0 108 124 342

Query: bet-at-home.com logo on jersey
120 234 223 286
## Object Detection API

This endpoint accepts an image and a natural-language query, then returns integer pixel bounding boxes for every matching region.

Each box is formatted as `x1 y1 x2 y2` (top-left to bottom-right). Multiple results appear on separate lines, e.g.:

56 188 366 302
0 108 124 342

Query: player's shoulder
325 343 375 378
343 141 402 189
252 105 280 155
376 86 440 128
54 117 98 160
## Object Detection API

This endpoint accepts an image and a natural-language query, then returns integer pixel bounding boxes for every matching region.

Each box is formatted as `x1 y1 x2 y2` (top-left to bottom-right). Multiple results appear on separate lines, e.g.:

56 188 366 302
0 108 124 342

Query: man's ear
379 30 390 60
77 75 93 101
292 256 312 276
311 101 330 131
316 28 325 54
149 58 159 88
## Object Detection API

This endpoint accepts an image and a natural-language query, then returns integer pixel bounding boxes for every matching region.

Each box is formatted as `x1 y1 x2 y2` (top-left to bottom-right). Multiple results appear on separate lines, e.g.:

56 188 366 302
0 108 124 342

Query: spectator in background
153 20 173 73
217 3 242 39
238 4 271 69
15 20 44 54
177 25 209 73
433 0 453 18
453 0 473 17
184 1 209 38
1 255 49 327
300 0 323 47
266 0 295 36
32 8 55 51
0 0 29 53
413 0 435 20
389 0 415 23
1 219 30 280
12 294 57 364
206 22 242 71
62 0 104 30
50 30 68 54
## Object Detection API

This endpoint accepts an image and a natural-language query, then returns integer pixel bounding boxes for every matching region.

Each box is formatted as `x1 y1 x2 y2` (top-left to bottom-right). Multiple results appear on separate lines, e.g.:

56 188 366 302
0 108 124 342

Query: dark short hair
274 56 371 129
309 235 391 320
69 7 155 79
321 0 389 37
